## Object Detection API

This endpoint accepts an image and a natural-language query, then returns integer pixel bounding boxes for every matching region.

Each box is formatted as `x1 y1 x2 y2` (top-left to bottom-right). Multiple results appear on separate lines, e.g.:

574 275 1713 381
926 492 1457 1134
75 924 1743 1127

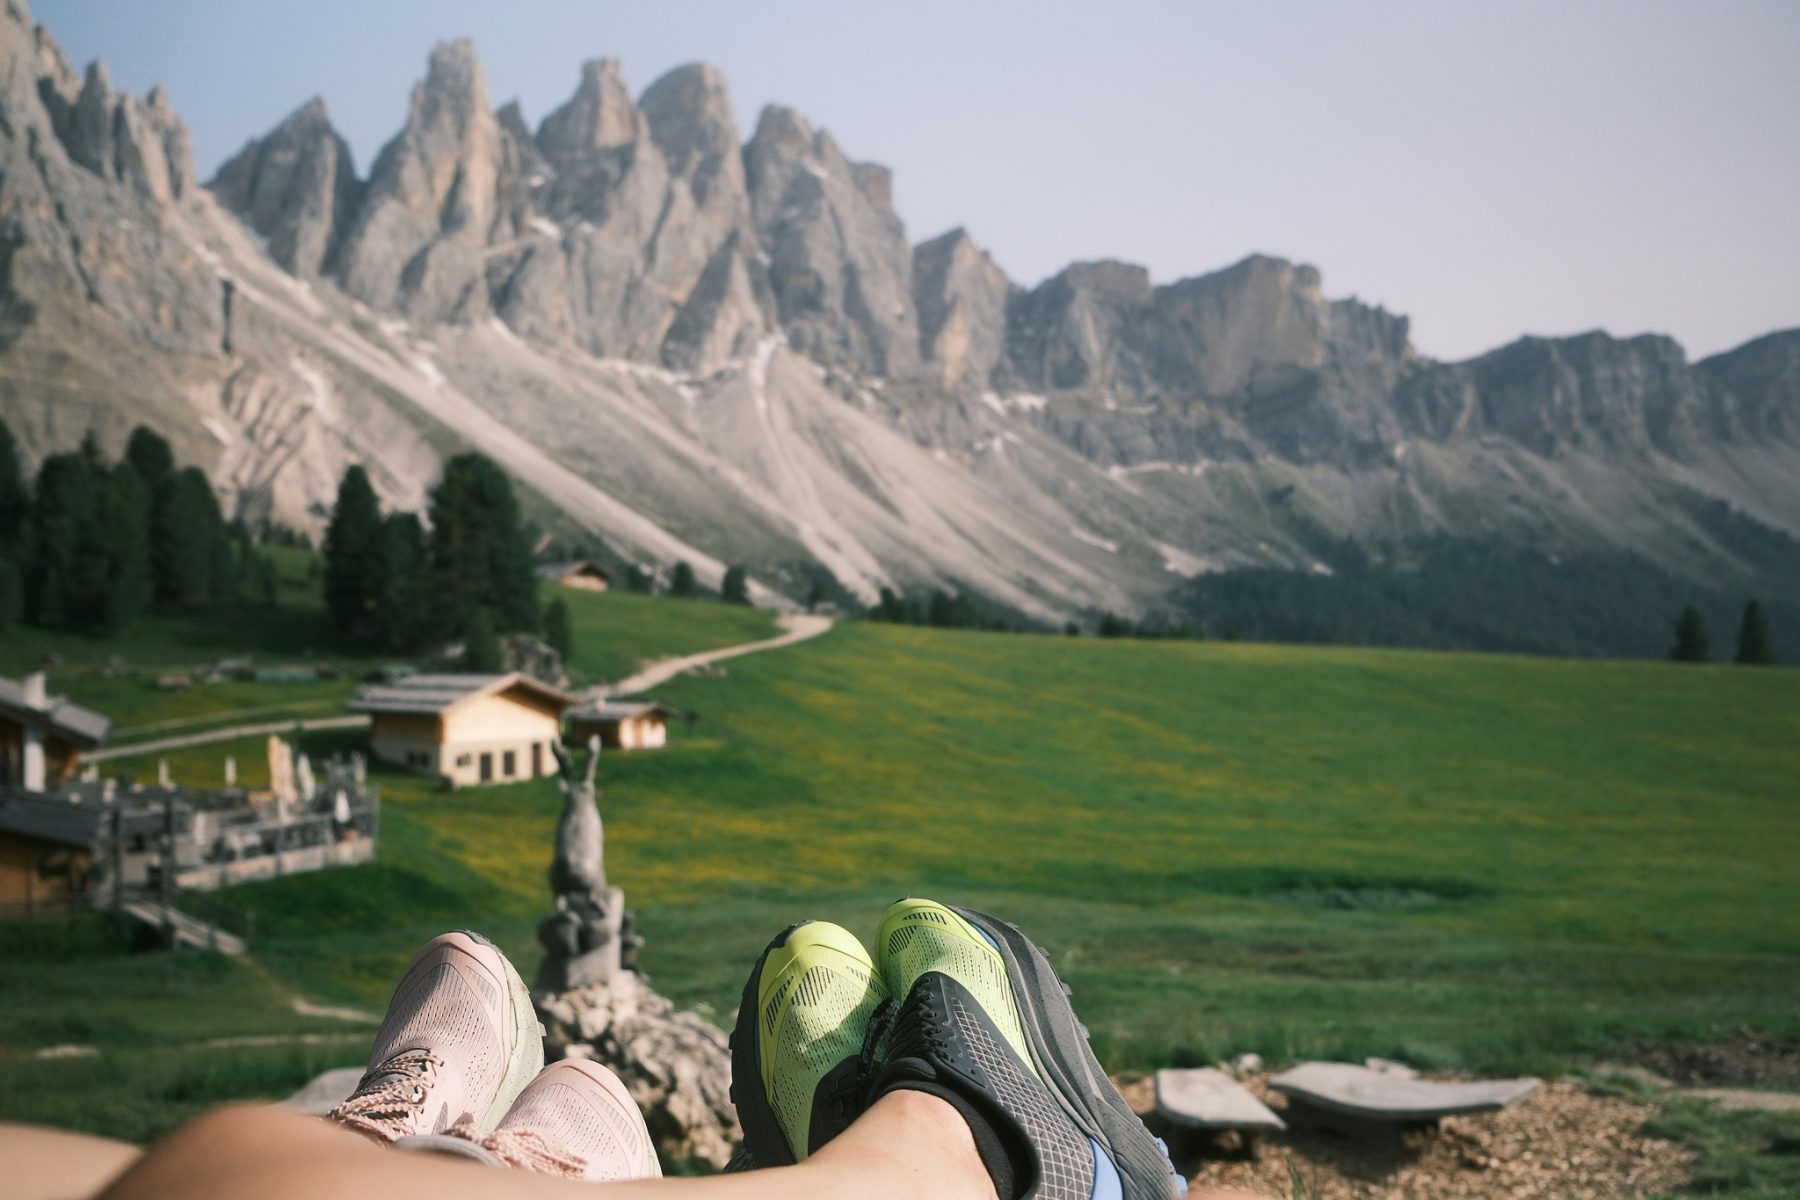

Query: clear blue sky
33 0 1800 362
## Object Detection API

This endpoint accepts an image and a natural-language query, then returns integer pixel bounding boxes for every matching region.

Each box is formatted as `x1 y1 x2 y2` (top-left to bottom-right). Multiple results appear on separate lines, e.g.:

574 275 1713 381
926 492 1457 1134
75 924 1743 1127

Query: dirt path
87 715 371 763
605 614 834 696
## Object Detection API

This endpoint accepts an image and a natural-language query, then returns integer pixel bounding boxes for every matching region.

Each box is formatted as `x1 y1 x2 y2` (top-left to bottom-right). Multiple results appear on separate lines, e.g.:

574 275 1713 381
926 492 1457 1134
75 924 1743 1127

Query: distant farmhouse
1 673 375 917
351 672 578 786
537 560 612 592
568 699 681 751
0 672 109 793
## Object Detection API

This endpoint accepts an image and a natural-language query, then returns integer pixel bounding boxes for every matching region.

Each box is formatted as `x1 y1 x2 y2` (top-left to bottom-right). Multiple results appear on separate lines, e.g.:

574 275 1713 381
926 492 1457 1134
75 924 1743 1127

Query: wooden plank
1154 1068 1287 1131
1270 1062 1540 1121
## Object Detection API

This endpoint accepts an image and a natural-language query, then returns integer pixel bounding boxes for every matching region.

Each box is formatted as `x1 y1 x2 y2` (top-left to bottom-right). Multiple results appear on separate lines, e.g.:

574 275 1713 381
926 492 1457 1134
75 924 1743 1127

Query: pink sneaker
435 1060 664 1181
329 931 543 1143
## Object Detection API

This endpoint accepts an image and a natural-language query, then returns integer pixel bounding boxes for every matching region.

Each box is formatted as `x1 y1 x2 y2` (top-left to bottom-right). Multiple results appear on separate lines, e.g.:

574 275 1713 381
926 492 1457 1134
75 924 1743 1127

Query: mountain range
2 0 1796 626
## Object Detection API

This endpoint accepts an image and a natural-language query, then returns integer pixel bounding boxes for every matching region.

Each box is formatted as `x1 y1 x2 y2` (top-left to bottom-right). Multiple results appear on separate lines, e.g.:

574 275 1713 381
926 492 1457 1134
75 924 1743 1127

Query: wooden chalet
566 699 681 751
350 673 578 787
536 560 612 592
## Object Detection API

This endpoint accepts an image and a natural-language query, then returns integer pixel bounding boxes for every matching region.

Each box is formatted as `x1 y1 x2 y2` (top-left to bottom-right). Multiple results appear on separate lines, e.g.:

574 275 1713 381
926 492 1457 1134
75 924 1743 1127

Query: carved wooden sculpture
536 736 636 989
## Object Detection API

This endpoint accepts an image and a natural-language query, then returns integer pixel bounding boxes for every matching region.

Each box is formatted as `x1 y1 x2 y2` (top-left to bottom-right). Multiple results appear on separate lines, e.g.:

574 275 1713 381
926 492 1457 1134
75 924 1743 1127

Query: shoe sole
729 920 810 1167
950 906 1178 1200
456 930 546 1134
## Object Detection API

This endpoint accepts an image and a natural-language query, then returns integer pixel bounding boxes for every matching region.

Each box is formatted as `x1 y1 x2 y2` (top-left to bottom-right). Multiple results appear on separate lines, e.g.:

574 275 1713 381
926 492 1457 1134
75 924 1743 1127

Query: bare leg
0 1123 141 1200
98 1090 1264 1200
99 1089 994 1200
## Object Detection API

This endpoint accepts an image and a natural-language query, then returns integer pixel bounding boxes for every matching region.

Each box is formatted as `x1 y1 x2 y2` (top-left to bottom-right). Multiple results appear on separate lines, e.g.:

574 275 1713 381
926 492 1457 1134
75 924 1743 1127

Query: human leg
96 1087 997 1200
0 1121 140 1200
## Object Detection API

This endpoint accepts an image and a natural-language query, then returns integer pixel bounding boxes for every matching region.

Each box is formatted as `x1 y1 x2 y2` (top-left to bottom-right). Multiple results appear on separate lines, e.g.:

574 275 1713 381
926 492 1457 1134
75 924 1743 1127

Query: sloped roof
349 672 578 716
0 790 105 847
536 560 612 581
0 676 110 746
568 699 680 721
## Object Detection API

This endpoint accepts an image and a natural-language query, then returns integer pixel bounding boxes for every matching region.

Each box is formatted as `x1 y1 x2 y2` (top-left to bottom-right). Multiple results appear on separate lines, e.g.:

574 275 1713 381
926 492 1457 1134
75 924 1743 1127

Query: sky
33 0 1800 362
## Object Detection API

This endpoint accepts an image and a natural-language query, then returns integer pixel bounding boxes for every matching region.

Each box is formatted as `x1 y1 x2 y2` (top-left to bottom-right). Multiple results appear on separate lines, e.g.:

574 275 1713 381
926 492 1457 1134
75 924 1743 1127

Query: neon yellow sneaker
729 920 892 1164
872 898 1183 1200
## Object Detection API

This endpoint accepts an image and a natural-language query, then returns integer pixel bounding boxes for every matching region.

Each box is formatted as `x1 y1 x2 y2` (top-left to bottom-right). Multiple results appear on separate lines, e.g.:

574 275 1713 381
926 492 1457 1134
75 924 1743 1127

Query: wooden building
0 672 109 793
536 560 613 592
350 673 578 787
0 789 100 908
567 699 680 751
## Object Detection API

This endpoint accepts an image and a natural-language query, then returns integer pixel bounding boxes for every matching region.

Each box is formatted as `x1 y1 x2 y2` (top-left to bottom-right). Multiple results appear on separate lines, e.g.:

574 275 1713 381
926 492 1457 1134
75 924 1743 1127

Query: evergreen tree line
616 557 755 605
1669 601 1775 665
1172 536 1793 662
867 586 1030 632
322 454 549 659
0 420 276 635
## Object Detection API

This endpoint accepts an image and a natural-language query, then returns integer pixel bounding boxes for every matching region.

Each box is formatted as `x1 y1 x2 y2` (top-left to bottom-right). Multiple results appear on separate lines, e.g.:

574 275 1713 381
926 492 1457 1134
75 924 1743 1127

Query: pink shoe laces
330 1049 445 1143
442 1116 589 1178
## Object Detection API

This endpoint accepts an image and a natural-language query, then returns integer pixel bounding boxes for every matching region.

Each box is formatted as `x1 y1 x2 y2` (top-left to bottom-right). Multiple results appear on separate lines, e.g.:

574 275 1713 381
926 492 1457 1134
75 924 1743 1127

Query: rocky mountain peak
537 57 640 161
495 98 530 142
419 39 487 115
639 63 735 172
44 54 194 204
746 104 814 165
639 62 741 208
914 227 1014 389
210 95 359 278
745 103 920 375
330 39 503 316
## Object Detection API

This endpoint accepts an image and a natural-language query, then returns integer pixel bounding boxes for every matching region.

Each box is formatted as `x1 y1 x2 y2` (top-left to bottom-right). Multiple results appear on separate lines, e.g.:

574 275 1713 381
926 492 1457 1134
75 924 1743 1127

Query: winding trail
85 616 835 759
604 614 834 696
88 715 370 763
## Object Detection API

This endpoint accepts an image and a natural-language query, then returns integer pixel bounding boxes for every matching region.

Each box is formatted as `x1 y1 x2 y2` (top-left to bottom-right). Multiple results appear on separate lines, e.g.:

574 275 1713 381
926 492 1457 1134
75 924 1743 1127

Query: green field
2 583 1797 1193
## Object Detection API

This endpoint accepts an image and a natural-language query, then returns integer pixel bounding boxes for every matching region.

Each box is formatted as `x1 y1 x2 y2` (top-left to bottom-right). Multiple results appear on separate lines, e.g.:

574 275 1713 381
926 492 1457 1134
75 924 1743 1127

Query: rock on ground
537 971 740 1170
1117 1074 1693 1200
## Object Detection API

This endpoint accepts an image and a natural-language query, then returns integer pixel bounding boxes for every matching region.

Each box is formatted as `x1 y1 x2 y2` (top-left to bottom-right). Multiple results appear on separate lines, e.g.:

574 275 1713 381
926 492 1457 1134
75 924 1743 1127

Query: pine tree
721 565 749 605
101 461 152 630
124 427 175 496
928 590 953 627
373 512 433 652
27 449 149 632
26 451 94 627
324 465 384 635
669 561 697 598
805 581 826 613
0 419 30 616
1734 600 1773 665
0 417 27 550
462 607 502 672
428 455 537 635
544 597 574 659
1671 606 1709 662
876 587 901 622
150 467 227 605
624 564 652 593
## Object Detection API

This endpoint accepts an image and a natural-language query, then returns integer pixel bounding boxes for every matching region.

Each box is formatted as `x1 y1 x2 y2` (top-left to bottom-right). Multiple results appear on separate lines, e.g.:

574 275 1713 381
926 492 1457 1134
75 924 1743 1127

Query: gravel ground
1117 1075 1694 1199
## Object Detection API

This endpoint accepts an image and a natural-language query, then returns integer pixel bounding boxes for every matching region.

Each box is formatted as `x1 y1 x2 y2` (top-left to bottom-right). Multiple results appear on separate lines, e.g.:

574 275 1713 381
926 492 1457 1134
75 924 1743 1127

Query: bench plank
1154 1068 1288 1131
1270 1062 1540 1121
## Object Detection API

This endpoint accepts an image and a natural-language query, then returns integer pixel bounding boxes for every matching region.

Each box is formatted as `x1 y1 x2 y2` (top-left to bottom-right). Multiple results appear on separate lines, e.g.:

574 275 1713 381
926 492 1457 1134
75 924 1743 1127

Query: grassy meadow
2 574 1797 1192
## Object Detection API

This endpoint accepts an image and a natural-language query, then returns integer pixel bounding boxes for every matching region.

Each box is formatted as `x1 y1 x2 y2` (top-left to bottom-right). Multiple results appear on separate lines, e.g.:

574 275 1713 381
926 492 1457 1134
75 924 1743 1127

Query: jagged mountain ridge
2 0 1797 622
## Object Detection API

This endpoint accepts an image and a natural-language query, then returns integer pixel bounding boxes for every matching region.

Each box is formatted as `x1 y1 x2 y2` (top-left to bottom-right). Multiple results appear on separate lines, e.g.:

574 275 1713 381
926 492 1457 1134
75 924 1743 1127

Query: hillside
0 0 1797 627
3 613 1794 1162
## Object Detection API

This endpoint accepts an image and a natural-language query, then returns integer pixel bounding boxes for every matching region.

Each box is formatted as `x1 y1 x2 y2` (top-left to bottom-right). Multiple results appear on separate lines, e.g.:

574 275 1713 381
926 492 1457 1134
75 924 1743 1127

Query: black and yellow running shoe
871 898 1184 1200
728 920 892 1165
